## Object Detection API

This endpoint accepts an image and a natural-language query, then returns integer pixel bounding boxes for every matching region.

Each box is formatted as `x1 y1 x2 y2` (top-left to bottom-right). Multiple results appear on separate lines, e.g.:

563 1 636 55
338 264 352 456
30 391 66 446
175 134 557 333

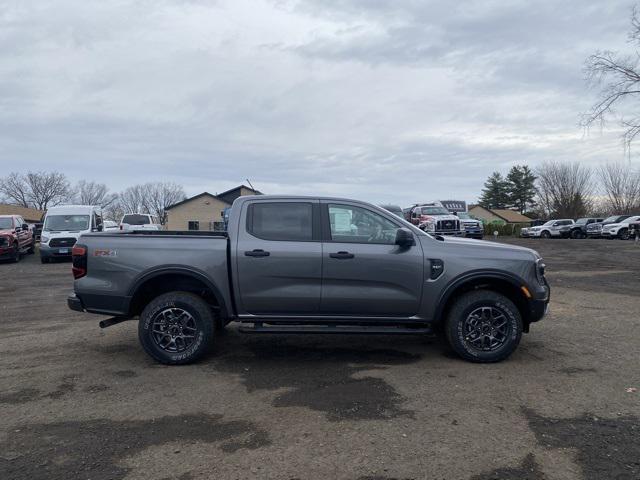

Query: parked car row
521 215 640 240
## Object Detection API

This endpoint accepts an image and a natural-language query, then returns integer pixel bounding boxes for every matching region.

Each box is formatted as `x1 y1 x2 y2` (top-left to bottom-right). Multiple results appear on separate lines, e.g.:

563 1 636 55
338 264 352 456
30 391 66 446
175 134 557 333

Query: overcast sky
0 0 636 206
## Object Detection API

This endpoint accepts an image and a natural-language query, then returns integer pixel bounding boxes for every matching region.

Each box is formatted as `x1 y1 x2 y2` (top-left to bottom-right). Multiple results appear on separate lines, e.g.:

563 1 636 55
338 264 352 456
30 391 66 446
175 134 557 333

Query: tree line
0 171 186 223
478 161 640 219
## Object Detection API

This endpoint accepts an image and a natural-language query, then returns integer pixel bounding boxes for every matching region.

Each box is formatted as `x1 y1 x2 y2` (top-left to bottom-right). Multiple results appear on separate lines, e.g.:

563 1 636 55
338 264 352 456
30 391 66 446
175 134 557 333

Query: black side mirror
395 228 414 247
21 224 29 231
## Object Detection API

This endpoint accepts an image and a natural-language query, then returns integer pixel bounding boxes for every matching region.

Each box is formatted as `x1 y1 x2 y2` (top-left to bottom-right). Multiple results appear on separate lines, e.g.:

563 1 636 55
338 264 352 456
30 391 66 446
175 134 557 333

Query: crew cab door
235 200 322 315
15 217 30 248
319 202 424 317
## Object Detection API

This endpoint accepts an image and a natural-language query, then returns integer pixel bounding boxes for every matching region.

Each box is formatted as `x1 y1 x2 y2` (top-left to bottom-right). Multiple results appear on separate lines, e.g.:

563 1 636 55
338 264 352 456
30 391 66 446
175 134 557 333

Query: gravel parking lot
1 238 639 480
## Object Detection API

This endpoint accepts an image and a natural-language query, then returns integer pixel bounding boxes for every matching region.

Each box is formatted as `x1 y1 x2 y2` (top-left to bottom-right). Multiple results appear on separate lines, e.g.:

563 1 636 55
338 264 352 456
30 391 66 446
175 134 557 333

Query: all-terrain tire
12 243 20 263
540 230 551 239
445 290 523 363
138 291 215 365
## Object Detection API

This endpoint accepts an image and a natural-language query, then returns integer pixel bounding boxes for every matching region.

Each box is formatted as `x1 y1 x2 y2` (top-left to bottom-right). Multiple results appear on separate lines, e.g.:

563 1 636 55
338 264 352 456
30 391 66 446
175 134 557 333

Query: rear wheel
445 290 522 363
540 230 551 239
138 291 215 365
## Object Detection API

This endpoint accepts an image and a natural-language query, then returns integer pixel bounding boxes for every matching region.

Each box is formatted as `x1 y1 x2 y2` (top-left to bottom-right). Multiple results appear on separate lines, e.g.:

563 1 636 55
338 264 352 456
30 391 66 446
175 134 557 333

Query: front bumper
528 277 550 324
464 228 484 238
0 242 18 258
40 243 73 258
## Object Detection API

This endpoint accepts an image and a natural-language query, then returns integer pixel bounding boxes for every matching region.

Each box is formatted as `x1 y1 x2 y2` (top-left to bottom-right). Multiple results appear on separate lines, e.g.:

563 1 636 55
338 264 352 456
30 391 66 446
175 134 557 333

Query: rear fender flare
128 265 228 319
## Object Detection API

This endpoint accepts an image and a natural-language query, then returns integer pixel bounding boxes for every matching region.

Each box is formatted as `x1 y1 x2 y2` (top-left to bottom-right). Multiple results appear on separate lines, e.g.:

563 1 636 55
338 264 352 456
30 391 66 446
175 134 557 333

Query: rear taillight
72 244 87 279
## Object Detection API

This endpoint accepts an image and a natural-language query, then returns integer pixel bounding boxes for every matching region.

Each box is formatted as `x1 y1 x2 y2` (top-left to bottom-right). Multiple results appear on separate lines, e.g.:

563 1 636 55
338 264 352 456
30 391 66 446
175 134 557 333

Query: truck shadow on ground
207 332 428 421
0 414 269 480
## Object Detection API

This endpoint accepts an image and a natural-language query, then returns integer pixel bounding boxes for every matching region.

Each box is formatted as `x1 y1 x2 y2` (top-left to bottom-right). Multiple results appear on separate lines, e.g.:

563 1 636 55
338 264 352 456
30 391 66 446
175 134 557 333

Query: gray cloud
0 0 635 205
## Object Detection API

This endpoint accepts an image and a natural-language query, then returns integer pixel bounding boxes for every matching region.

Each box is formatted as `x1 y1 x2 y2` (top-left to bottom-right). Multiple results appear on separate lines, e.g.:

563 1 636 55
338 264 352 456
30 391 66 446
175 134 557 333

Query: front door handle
245 249 270 257
329 251 355 259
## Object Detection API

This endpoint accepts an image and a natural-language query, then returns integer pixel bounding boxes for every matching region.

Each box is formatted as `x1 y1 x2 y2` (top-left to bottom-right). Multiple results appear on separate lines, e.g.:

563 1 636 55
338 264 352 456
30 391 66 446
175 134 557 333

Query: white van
40 205 103 263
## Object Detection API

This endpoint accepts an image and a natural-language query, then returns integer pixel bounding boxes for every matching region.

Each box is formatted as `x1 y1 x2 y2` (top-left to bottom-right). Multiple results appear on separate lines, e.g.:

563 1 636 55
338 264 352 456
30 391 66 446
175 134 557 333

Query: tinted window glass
0 218 13 229
249 202 313 241
329 204 398 244
122 214 150 225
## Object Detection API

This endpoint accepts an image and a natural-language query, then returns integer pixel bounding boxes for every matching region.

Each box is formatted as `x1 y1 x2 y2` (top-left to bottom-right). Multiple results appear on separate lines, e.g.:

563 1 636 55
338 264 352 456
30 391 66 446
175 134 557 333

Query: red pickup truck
0 215 35 262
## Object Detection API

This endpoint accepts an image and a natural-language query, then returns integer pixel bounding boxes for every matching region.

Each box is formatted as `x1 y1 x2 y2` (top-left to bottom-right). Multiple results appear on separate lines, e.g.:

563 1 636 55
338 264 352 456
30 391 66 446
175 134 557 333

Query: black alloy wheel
461 306 512 353
150 307 198 354
138 291 215 365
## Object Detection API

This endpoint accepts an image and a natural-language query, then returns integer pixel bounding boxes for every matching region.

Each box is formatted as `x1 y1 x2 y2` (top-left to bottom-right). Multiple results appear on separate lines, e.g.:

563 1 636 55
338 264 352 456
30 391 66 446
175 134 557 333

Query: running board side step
238 323 433 335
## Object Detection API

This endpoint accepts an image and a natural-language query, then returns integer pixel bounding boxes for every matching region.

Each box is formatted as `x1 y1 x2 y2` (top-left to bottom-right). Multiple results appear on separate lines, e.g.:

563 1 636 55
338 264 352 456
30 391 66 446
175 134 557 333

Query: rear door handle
329 251 355 259
245 249 270 257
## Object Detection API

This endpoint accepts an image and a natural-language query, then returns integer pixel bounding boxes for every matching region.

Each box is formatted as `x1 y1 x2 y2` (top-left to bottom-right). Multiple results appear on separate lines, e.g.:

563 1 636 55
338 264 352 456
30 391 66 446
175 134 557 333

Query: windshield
542 220 555 226
576 218 589 224
420 206 449 215
44 215 90 231
457 213 471 219
0 218 14 229
122 214 150 225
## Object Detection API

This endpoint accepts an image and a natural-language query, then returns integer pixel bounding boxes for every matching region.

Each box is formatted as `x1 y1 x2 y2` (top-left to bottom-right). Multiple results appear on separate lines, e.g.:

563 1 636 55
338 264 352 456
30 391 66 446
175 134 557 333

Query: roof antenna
246 178 256 191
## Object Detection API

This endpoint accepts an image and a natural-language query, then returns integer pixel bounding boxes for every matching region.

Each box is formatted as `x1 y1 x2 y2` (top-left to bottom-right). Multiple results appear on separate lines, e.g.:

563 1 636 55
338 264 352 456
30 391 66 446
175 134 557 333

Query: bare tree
75 180 118 208
103 202 125 223
118 184 147 215
583 8 640 147
142 182 186 224
0 171 72 210
0 172 31 207
117 182 185 224
598 162 640 213
535 161 594 218
25 172 73 210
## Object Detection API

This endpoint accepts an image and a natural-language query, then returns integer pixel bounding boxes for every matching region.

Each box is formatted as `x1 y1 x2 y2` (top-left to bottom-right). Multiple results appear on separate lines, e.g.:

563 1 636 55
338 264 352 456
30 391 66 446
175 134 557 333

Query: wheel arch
128 266 228 320
434 271 533 331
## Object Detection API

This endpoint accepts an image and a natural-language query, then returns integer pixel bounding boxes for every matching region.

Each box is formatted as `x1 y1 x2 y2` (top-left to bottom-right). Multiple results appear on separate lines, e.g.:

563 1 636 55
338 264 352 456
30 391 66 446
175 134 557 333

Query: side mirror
21 224 29 231
395 228 414 247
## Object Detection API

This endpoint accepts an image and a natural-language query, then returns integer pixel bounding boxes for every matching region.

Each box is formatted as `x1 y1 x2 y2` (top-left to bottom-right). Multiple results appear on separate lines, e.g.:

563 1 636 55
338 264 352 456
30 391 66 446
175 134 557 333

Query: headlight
41 235 49 243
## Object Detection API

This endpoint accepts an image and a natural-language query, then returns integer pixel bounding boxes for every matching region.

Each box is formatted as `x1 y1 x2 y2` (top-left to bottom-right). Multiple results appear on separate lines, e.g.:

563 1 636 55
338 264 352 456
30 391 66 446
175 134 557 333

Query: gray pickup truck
68 196 549 364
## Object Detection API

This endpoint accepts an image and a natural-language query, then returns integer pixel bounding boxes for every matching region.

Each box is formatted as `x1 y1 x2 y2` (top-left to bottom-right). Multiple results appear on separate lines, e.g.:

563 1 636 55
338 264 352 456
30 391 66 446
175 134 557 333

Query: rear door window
122 214 151 225
247 202 313 241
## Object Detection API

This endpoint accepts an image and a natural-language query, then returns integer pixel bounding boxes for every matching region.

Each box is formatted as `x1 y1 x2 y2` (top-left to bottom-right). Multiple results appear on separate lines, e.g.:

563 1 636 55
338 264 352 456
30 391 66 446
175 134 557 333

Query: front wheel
12 243 20 263
619 228 629 240
540 231 551 239
138 291 215 365
445 290 523 363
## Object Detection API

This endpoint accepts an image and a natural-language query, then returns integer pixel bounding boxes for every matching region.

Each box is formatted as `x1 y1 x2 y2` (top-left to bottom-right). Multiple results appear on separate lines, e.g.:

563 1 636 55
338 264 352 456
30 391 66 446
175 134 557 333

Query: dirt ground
0 238 639 480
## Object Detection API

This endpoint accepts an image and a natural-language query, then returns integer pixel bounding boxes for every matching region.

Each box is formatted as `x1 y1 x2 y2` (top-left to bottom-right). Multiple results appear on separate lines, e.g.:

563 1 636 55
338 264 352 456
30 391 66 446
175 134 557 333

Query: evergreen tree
478 172 510 209
505 165 537 214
